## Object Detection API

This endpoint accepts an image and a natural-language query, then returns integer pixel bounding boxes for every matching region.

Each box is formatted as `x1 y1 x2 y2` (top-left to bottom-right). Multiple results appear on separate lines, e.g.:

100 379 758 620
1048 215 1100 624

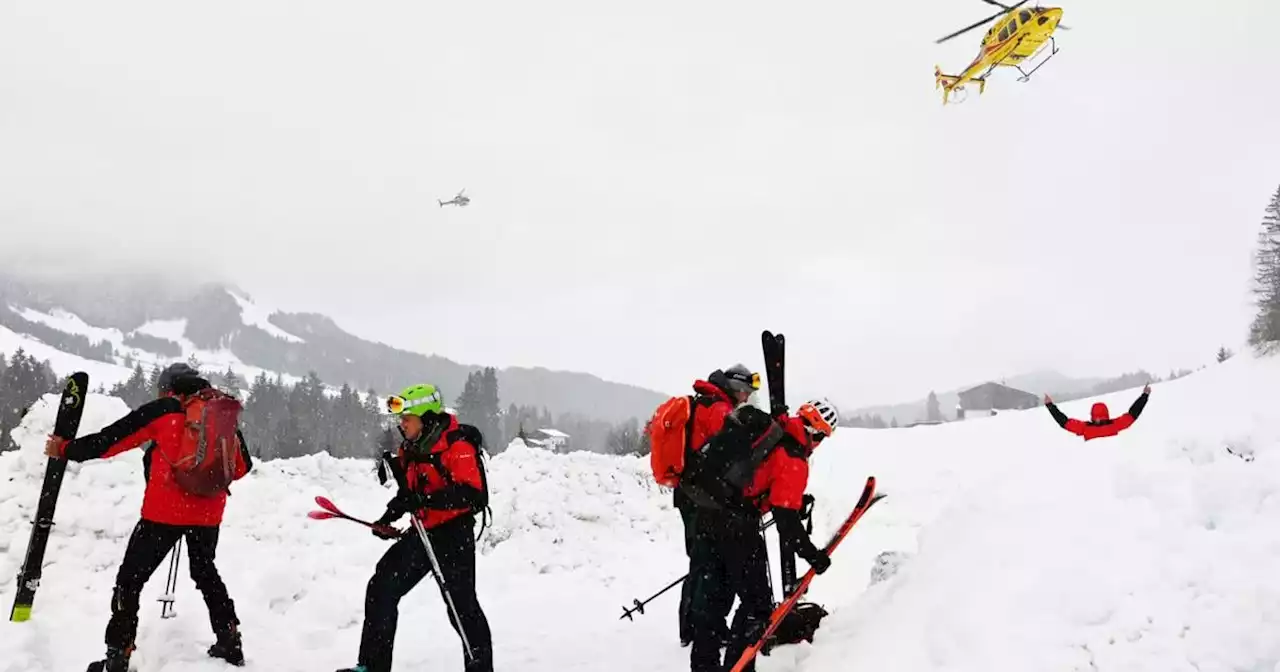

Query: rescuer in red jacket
686 398 838 672
675 364 759 646
338 382 493 672
1044 384 1151 441
45 363 252 672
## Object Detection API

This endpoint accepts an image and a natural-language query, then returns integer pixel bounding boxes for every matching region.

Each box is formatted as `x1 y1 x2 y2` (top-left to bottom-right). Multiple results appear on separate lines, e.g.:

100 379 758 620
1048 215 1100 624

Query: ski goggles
386 396 407 414
385 395 419 415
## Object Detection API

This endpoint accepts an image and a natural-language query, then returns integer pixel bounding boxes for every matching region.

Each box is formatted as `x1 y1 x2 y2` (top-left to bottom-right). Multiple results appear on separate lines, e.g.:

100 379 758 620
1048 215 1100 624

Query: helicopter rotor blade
935 8 1009 44
935 0 1030 44
979 0 1016 9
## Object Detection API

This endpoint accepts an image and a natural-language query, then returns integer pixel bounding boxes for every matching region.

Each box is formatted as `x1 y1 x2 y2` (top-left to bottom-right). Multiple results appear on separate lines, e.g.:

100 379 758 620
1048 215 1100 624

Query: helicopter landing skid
1016 37 1058 83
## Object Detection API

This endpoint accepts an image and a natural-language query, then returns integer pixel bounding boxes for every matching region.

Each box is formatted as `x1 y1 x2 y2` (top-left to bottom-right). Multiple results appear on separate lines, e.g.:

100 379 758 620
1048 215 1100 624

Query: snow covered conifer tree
1248 185 1280 347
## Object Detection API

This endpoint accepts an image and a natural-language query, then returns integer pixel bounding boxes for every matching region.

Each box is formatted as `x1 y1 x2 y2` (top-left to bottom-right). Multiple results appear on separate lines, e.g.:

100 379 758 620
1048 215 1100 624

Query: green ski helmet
386 383 444 417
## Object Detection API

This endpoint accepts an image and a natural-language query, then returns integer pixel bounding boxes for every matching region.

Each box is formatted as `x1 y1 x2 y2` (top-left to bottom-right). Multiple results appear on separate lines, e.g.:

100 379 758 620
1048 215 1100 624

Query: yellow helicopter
934 0 1066 104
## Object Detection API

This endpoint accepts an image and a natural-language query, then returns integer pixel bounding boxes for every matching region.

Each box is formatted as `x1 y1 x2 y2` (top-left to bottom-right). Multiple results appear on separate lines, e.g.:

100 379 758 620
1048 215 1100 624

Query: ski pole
411 515 475 663
159 536 183 619
379 455 475 665
619 514 779 621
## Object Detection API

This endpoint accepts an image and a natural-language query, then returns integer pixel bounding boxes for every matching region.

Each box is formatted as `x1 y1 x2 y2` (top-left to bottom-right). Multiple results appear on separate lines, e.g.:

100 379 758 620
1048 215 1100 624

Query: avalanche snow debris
1 351 1279 671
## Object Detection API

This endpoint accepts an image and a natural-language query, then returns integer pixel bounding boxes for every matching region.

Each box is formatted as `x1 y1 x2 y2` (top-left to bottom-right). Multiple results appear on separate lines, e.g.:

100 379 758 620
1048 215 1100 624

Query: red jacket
397 414 486 529
742 415 813 513
63 395 252 527
689 380 735 452
1047 391 1149 441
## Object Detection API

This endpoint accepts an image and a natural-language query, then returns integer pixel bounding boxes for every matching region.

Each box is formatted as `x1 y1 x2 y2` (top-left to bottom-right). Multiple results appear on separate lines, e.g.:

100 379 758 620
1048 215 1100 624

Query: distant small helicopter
933 0 1067 105
438 189 470 208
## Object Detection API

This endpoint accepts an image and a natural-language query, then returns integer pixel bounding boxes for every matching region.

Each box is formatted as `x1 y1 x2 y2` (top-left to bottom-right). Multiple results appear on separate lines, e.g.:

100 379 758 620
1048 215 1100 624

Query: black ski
10 371 89 622
760 331 798 595
761 331 786 418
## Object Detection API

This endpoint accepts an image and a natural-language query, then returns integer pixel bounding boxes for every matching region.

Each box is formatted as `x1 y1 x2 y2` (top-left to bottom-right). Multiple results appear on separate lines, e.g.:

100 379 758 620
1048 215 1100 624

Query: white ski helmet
797 398 839 437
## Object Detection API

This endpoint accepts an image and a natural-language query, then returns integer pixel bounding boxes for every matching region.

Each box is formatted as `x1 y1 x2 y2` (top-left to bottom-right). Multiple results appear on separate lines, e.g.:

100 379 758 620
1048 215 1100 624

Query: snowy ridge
226 291 305 343
1 353 1278 671
5 303 311 391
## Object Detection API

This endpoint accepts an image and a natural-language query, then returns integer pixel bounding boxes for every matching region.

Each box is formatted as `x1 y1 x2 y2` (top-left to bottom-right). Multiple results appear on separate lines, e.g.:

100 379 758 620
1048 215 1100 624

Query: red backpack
646 396 695 487
164 387 244 497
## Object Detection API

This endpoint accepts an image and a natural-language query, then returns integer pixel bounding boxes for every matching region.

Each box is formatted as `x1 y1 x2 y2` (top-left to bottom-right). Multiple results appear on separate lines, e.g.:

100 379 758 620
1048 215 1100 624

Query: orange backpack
164 387 244 497
646 395 696 487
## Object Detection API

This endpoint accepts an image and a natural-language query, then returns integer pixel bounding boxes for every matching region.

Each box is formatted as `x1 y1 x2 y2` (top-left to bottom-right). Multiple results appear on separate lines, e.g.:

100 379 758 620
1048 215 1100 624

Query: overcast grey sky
2 0 1277 408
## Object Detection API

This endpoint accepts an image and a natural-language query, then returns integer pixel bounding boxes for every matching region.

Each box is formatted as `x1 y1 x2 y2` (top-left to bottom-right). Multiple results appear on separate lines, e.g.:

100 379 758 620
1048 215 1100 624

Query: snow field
0 395 692 671
1 351 1278 671
799 352 1280 672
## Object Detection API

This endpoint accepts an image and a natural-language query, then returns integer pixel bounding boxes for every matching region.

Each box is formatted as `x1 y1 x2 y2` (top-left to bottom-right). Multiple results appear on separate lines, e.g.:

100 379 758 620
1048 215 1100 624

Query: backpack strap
441 425 492 542
683 395 699 452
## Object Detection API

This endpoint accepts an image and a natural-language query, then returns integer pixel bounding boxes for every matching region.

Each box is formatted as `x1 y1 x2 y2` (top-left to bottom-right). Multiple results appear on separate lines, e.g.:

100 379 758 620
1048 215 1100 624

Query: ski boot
208 630 245 666
85 647 130 672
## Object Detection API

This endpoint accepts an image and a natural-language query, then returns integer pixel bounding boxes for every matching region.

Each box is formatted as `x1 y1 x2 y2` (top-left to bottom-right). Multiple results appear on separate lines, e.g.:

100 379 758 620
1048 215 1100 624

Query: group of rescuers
39 360 1151 672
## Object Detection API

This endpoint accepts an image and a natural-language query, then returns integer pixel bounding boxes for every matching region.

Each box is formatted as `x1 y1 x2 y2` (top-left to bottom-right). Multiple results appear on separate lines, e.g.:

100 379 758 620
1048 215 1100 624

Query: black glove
371 507 404 540
372 524 402 540
806 550 831 575
385 490 429 518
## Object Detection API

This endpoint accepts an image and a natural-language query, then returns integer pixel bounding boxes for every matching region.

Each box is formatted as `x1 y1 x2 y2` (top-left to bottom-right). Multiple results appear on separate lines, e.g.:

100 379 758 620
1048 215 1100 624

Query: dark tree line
239 371 386 461
4 352 650 459
453 366 648 455
0 350 59 451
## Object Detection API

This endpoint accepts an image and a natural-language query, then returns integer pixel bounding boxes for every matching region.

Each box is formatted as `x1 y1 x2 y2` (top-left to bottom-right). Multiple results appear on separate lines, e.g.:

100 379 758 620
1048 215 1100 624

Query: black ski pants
106 519 239 652
687 511 772 672
358 515 493 672
676 488 697 643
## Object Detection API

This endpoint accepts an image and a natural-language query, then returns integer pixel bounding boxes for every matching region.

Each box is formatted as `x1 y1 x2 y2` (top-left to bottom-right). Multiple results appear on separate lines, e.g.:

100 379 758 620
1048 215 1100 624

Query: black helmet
712 363 759 398
157 362 201 393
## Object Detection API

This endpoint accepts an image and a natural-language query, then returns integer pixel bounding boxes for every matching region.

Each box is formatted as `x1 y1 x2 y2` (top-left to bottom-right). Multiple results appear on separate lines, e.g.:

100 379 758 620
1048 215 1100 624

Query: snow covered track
3 352 1280 671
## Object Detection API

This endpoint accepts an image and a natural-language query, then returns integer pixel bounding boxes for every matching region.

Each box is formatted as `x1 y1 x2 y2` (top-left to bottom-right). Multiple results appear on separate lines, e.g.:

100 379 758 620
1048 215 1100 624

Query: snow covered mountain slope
1 351 1277 671
0 278 669 423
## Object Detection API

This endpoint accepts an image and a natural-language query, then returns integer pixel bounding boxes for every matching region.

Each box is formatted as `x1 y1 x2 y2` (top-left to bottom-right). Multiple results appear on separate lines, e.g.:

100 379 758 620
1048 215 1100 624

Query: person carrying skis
44 363 252 672
1044 384 1150 441
338 383 493 672
673 364 760 646
686 397 839 672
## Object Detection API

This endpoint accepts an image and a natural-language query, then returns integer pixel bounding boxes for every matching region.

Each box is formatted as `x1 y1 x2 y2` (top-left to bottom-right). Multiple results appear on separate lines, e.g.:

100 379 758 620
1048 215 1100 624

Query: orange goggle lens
386 396 407 414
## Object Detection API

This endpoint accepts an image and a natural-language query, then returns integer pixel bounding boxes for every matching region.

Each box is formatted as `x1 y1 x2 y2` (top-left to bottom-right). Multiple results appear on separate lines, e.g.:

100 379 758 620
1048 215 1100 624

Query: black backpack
678 404 786 513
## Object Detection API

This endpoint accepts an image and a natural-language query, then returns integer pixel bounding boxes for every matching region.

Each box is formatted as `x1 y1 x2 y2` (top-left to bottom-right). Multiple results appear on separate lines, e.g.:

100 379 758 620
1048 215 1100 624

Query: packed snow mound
0 394 685 671
800 351 1280 672
3 352 1279 672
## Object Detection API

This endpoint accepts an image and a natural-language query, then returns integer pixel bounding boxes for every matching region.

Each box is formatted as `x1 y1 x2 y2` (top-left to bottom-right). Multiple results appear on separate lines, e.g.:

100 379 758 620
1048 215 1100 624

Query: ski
729 476 886 672
760 331 797 596
10 371 89 623
760 330 786 418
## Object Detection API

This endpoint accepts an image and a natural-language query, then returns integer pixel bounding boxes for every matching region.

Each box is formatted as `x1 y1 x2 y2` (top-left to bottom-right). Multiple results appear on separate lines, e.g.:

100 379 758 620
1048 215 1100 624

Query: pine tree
1248 185 1280 346
0 350 57 451
223 366 242 399
1217 346 1233 363
926 391 942 422
477 367 501 452
110 364 151 408
147 365 162 395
